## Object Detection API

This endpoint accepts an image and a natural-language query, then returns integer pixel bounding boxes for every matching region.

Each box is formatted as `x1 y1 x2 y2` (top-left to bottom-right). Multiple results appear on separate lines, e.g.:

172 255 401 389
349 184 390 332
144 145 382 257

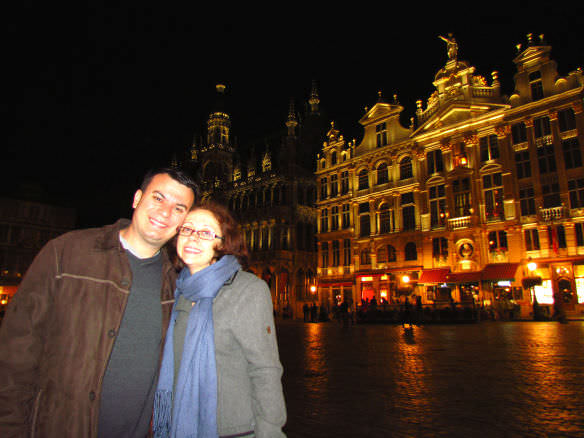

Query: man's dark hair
140 167 200 200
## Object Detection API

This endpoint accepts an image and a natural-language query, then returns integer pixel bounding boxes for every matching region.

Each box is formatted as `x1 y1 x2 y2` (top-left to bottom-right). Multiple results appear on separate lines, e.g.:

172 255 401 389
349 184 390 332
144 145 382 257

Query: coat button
121 279 130 287
108 329 116 338
89 391 96 401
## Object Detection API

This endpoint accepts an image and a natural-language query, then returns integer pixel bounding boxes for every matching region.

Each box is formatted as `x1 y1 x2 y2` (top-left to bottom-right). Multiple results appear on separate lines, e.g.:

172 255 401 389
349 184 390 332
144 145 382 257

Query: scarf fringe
152 390 173 438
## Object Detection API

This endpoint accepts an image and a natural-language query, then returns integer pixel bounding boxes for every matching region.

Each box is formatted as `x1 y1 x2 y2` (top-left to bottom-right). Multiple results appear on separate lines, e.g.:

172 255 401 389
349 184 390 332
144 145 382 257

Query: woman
153 202 286 438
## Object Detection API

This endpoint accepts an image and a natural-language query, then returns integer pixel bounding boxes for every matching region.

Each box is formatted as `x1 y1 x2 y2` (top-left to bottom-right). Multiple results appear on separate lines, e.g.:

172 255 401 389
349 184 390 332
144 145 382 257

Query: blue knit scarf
153 255 241 438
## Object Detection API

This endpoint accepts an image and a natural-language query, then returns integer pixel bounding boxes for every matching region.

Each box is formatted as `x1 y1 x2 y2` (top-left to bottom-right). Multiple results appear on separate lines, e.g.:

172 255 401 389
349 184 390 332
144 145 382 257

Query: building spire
286 99 298 136
309 80 320 114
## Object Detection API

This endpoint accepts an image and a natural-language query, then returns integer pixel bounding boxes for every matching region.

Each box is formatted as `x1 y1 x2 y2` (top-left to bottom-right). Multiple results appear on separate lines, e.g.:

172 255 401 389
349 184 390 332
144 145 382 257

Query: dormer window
331 151 337 165
376 122 388 147
529 71 544 101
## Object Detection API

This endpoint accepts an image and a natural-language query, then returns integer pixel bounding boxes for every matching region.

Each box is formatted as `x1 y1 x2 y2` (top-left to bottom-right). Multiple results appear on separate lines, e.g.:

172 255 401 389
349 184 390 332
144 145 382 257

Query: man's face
130 173 195 252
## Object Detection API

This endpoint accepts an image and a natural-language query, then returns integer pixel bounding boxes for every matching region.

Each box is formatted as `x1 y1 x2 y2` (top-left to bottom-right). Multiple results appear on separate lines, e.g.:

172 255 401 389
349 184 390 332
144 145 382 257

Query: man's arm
0 241 57 437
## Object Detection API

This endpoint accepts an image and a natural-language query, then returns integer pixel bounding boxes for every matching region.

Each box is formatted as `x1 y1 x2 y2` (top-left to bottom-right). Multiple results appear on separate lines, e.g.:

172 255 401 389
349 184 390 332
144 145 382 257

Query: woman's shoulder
230 270 267 289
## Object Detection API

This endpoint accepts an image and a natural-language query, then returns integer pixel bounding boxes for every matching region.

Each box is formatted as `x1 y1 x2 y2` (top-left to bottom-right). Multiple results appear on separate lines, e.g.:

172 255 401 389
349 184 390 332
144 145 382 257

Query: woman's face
177 209 222 274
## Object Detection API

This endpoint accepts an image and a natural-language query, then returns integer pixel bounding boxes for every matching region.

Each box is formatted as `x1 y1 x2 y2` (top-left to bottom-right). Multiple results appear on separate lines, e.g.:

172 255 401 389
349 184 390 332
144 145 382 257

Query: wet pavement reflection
277 321 584 437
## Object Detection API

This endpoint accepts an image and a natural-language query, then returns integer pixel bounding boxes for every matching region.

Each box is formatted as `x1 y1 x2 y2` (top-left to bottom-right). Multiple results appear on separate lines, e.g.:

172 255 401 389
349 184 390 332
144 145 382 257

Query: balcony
447 216 472 230
539 206 566 222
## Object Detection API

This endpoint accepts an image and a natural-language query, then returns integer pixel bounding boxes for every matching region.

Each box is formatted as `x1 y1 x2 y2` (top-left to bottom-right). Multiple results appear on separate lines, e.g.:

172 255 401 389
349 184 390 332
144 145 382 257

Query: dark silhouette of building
187 82 328 317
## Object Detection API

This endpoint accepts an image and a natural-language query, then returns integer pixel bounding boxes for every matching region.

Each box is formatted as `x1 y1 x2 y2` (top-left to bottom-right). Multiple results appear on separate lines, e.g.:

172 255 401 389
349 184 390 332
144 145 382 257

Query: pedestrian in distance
153 201 286 438
0 167 198 438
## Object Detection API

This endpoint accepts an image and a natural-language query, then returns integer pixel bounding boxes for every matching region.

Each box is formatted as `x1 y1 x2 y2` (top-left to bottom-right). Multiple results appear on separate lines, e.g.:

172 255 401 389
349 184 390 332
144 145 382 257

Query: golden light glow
402 275 410 284
360 276 373 282
527 262 537 272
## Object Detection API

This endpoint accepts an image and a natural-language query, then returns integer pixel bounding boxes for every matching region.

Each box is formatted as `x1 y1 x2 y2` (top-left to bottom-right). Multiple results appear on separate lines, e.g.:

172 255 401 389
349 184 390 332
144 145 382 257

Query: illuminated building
315 34 584 319
0 197 76 311
187 83 327 317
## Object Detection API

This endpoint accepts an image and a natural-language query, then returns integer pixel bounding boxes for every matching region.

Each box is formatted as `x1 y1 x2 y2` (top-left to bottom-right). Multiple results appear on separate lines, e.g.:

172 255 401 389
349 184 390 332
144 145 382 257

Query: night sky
3 5 583 228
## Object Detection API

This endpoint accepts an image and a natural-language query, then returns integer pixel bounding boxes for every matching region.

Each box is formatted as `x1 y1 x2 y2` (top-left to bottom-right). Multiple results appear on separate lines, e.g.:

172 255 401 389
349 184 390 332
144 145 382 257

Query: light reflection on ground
277 321 584 438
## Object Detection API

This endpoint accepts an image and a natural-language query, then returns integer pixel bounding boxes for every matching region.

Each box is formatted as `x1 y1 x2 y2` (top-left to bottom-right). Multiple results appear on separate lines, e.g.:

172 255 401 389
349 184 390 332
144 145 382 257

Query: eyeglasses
177 226 224 241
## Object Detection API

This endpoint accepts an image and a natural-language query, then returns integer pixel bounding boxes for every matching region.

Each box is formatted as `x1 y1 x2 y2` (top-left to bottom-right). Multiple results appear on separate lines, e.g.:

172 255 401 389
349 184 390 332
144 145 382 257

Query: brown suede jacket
0 220 177 438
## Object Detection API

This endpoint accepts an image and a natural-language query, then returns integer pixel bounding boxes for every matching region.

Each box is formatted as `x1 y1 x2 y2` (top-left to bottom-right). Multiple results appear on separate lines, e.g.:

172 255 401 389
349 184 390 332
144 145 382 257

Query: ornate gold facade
315 34 584 320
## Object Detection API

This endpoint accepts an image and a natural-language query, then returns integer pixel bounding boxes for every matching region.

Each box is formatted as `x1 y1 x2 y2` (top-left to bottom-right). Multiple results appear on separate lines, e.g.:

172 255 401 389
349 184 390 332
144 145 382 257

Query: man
0 167 198 438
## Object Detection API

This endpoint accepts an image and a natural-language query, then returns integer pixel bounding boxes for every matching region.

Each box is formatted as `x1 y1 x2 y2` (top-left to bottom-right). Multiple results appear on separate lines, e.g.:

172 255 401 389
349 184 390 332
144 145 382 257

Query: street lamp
523 260 543 320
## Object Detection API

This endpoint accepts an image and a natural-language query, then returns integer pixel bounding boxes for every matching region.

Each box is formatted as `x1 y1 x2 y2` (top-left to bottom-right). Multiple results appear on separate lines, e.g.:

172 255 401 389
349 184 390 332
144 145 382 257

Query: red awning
481 263 520 281
445 271 481 283
419 268 451 283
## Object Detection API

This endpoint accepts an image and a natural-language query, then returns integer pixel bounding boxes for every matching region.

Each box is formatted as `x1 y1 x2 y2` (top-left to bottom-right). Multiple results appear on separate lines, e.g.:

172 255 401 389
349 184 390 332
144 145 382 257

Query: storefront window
534 280 554 304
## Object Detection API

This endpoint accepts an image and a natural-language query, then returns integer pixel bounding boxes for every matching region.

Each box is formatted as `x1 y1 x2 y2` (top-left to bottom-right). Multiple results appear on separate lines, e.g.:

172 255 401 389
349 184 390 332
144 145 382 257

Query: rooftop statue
439 33 458 61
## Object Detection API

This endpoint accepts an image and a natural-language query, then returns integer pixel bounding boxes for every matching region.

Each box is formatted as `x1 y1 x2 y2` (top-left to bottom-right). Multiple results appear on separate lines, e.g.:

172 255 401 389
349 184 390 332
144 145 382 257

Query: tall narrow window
515 150 531 179
399 156 413 180
529 71 544 100
320 177 328 199
343 239 351 266
534 116 552 147
358 169 369 190
558 108 577 132
542 182 561 208
429 185 446 228
548 225 567 249
379 203 392 234
453 177 471 217
331 206 339 231
376 122 388 147
376 163 389 185
359 203 370 237
563 138 582 169
342 204 351 229
480 135 500 162
537 143 556 174
331 151 337 165
575 223 584 247
427 149 444 174
360 249 371 265
432 237 448 258
401 192 416 231
519 187 536 216
341 171 349 194
483 173 504 221
524 229 540 251
330 174 339 196
488 230 508 251
320 208 328 232
321 242 329 267
332 240 340 267
512 122 527 145
569 178 584 209
387 245 397 262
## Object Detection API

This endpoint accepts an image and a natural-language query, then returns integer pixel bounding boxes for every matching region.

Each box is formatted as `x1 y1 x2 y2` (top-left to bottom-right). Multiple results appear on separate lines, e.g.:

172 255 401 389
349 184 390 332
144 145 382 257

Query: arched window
376 163 389 185
405 242 417 260
331 151 337 165
399 156 413 180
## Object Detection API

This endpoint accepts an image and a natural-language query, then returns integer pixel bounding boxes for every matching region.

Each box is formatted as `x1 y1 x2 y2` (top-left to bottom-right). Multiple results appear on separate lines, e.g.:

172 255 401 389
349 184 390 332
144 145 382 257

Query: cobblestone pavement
276 320 584 438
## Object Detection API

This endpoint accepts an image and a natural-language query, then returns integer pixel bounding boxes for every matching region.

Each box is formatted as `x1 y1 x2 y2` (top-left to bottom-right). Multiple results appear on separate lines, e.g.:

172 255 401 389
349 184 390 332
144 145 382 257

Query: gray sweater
174 270 286 438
